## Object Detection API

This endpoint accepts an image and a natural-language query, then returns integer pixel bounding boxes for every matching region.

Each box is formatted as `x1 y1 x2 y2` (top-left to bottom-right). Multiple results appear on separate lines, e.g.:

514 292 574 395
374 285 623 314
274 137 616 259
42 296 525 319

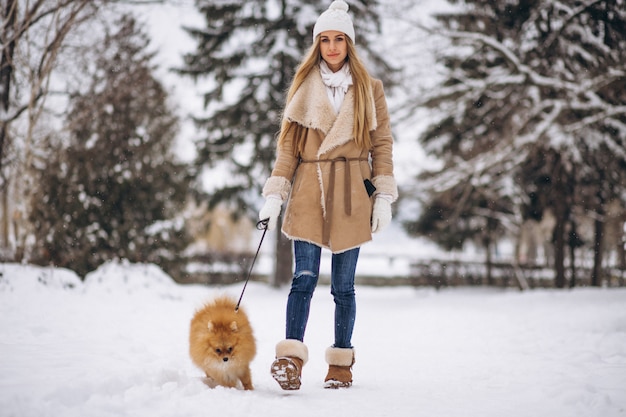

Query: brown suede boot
270 339 308 390
324 346 355 389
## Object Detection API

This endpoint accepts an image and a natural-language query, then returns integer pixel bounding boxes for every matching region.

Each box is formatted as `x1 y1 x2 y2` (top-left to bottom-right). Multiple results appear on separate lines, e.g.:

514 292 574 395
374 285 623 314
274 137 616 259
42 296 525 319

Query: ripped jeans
285 240 360 349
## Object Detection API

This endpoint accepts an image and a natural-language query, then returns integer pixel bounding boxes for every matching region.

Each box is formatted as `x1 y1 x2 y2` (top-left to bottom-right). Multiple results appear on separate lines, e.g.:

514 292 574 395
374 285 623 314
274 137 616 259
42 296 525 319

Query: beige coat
263 67 397 253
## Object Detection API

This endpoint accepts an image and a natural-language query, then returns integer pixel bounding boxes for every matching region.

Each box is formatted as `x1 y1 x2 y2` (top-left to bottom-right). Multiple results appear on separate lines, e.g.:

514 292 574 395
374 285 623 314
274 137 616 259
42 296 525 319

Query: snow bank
84 259 178 295
0 263 82 292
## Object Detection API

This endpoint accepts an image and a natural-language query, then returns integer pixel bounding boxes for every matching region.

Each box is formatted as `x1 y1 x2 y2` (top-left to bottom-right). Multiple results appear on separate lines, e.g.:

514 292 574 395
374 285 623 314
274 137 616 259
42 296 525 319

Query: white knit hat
312 1 355 43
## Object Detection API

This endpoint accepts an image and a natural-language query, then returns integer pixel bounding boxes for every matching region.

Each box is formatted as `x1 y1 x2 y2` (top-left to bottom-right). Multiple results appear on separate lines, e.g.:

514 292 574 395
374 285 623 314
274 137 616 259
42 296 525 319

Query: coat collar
283 67 376 157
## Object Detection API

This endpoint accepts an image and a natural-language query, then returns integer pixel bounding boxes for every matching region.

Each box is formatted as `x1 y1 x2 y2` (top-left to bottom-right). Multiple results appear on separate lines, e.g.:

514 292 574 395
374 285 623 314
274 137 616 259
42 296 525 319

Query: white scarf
320 61 353 114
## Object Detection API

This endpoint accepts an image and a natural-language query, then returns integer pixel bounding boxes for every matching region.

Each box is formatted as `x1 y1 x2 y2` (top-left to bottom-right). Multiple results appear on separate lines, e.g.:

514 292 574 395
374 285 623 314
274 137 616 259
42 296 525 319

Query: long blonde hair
278 36 374 156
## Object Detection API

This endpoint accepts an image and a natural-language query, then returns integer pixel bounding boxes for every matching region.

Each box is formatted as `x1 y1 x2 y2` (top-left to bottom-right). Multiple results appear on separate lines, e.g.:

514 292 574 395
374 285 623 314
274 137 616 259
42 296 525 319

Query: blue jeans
285 240 359 348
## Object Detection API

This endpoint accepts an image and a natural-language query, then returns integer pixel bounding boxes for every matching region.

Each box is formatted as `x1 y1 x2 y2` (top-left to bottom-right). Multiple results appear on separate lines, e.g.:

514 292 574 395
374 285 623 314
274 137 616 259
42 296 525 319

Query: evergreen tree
29 15 192 278
401 0 626 287
177 0 391 286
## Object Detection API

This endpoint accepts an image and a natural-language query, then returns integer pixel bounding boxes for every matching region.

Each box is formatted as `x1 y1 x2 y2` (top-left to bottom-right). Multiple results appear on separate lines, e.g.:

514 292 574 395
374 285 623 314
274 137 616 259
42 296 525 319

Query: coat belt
299 157 368 246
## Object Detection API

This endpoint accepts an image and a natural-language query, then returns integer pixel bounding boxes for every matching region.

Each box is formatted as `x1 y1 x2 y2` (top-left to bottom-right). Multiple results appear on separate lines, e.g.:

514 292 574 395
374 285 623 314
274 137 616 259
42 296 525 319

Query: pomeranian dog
189 296 256 390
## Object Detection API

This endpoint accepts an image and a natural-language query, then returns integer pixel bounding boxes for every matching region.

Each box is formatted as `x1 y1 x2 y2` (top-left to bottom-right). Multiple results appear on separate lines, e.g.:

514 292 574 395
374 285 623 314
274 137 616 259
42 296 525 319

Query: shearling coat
263 67 398 253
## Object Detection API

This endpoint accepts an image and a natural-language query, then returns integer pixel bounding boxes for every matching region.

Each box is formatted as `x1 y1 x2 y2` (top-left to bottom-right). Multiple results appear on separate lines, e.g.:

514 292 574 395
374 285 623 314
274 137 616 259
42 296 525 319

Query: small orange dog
189 296 256 390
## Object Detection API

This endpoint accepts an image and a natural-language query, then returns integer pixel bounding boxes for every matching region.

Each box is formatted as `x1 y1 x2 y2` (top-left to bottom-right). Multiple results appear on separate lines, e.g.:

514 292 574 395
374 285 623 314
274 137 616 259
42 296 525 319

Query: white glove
259 196 282 231
371 197 392 233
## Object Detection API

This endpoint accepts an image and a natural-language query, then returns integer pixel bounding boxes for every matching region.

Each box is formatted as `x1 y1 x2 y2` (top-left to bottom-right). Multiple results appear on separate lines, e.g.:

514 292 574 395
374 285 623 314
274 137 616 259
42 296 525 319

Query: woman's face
319 31 348 72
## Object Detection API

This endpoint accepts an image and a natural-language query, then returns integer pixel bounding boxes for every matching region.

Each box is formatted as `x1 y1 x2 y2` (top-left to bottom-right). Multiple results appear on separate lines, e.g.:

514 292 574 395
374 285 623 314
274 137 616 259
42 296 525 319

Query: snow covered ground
1 261 625 417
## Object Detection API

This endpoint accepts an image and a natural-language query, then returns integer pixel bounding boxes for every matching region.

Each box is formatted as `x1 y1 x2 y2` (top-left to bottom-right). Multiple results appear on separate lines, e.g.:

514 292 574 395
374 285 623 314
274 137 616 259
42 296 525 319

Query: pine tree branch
438 29 584 92
542 0 606 51
565 105 626 134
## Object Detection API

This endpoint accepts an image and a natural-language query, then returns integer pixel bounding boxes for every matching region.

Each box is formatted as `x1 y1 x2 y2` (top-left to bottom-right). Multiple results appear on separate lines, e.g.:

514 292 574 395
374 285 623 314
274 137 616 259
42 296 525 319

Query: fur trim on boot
324 346 355 389
271 339 309 390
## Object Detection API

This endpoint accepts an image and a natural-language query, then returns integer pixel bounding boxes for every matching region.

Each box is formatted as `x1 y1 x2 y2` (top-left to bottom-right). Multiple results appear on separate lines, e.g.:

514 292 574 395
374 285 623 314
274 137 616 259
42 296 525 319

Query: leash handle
235 218 269 311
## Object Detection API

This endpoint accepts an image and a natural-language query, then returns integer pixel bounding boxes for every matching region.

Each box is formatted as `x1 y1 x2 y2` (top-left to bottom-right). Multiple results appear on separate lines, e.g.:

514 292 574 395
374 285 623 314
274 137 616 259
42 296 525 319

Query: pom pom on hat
329 0 349 12
313 1 355 43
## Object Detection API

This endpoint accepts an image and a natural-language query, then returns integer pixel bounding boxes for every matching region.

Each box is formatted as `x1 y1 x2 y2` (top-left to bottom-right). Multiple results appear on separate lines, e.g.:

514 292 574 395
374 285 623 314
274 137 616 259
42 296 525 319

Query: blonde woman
259 0 397 390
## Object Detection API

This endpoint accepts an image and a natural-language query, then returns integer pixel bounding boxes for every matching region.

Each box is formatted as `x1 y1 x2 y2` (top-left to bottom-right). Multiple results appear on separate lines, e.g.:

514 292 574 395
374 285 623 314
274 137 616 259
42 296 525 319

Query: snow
3 2 624 414
1 261 625 417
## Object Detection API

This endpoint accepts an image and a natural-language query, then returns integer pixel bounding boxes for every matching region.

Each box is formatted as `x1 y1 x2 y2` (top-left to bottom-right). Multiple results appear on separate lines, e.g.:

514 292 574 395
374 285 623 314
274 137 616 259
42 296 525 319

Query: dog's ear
230 321 238 332
207 321 214 332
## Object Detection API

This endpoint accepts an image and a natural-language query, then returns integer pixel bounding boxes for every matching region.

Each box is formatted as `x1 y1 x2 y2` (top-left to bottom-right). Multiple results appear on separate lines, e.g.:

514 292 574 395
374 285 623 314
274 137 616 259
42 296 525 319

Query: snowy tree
400 0 626 287
0 0 109 258
28 15 192 278
0 0 172 260
177 0 392 286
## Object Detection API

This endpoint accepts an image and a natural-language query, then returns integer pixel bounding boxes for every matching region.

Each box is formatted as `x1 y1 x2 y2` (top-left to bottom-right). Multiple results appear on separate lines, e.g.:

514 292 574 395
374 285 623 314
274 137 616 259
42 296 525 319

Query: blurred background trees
28 15 191 277
398 0 626 287
0 0 624 287
1 1 192 279
1 0 108 258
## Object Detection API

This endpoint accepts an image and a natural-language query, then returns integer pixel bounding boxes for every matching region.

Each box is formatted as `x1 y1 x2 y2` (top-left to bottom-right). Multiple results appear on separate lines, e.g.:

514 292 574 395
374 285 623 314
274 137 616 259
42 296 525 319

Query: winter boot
270 339 308 390
324 346 355 389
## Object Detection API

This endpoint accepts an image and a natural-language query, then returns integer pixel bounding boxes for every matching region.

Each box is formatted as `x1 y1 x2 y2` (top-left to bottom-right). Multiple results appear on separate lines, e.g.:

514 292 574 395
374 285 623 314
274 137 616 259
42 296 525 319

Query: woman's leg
285 240 321 341
330 247 359 348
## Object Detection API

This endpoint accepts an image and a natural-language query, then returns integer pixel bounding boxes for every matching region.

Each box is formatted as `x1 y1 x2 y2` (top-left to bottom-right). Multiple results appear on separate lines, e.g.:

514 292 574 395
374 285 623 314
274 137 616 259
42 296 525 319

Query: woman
259 0 397 390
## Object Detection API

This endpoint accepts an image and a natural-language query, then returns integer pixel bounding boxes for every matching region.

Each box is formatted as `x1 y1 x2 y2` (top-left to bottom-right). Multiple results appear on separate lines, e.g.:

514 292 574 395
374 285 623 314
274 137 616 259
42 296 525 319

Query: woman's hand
371 197 392 233
259 196 283 231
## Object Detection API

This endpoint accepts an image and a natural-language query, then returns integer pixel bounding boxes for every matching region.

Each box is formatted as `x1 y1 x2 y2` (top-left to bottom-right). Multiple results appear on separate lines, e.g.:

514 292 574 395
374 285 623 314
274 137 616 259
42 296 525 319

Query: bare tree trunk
0 183 9 256
617 235 626 271
271 216 292 288
568 223 577 288
483 238 493 286
553 210 567 289
275 232 293 286
0 0 17 155
552 155 570 289
591 215 604 287
590 167 607 287
0 0 18 251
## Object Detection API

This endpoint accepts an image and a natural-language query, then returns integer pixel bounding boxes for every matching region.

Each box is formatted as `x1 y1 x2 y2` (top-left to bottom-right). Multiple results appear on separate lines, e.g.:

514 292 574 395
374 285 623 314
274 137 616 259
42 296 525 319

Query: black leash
235 218 269 312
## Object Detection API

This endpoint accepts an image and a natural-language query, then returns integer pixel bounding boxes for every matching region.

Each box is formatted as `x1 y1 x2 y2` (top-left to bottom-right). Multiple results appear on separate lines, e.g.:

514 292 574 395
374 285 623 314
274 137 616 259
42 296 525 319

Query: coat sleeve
370 79 398 202
262 127 300 202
